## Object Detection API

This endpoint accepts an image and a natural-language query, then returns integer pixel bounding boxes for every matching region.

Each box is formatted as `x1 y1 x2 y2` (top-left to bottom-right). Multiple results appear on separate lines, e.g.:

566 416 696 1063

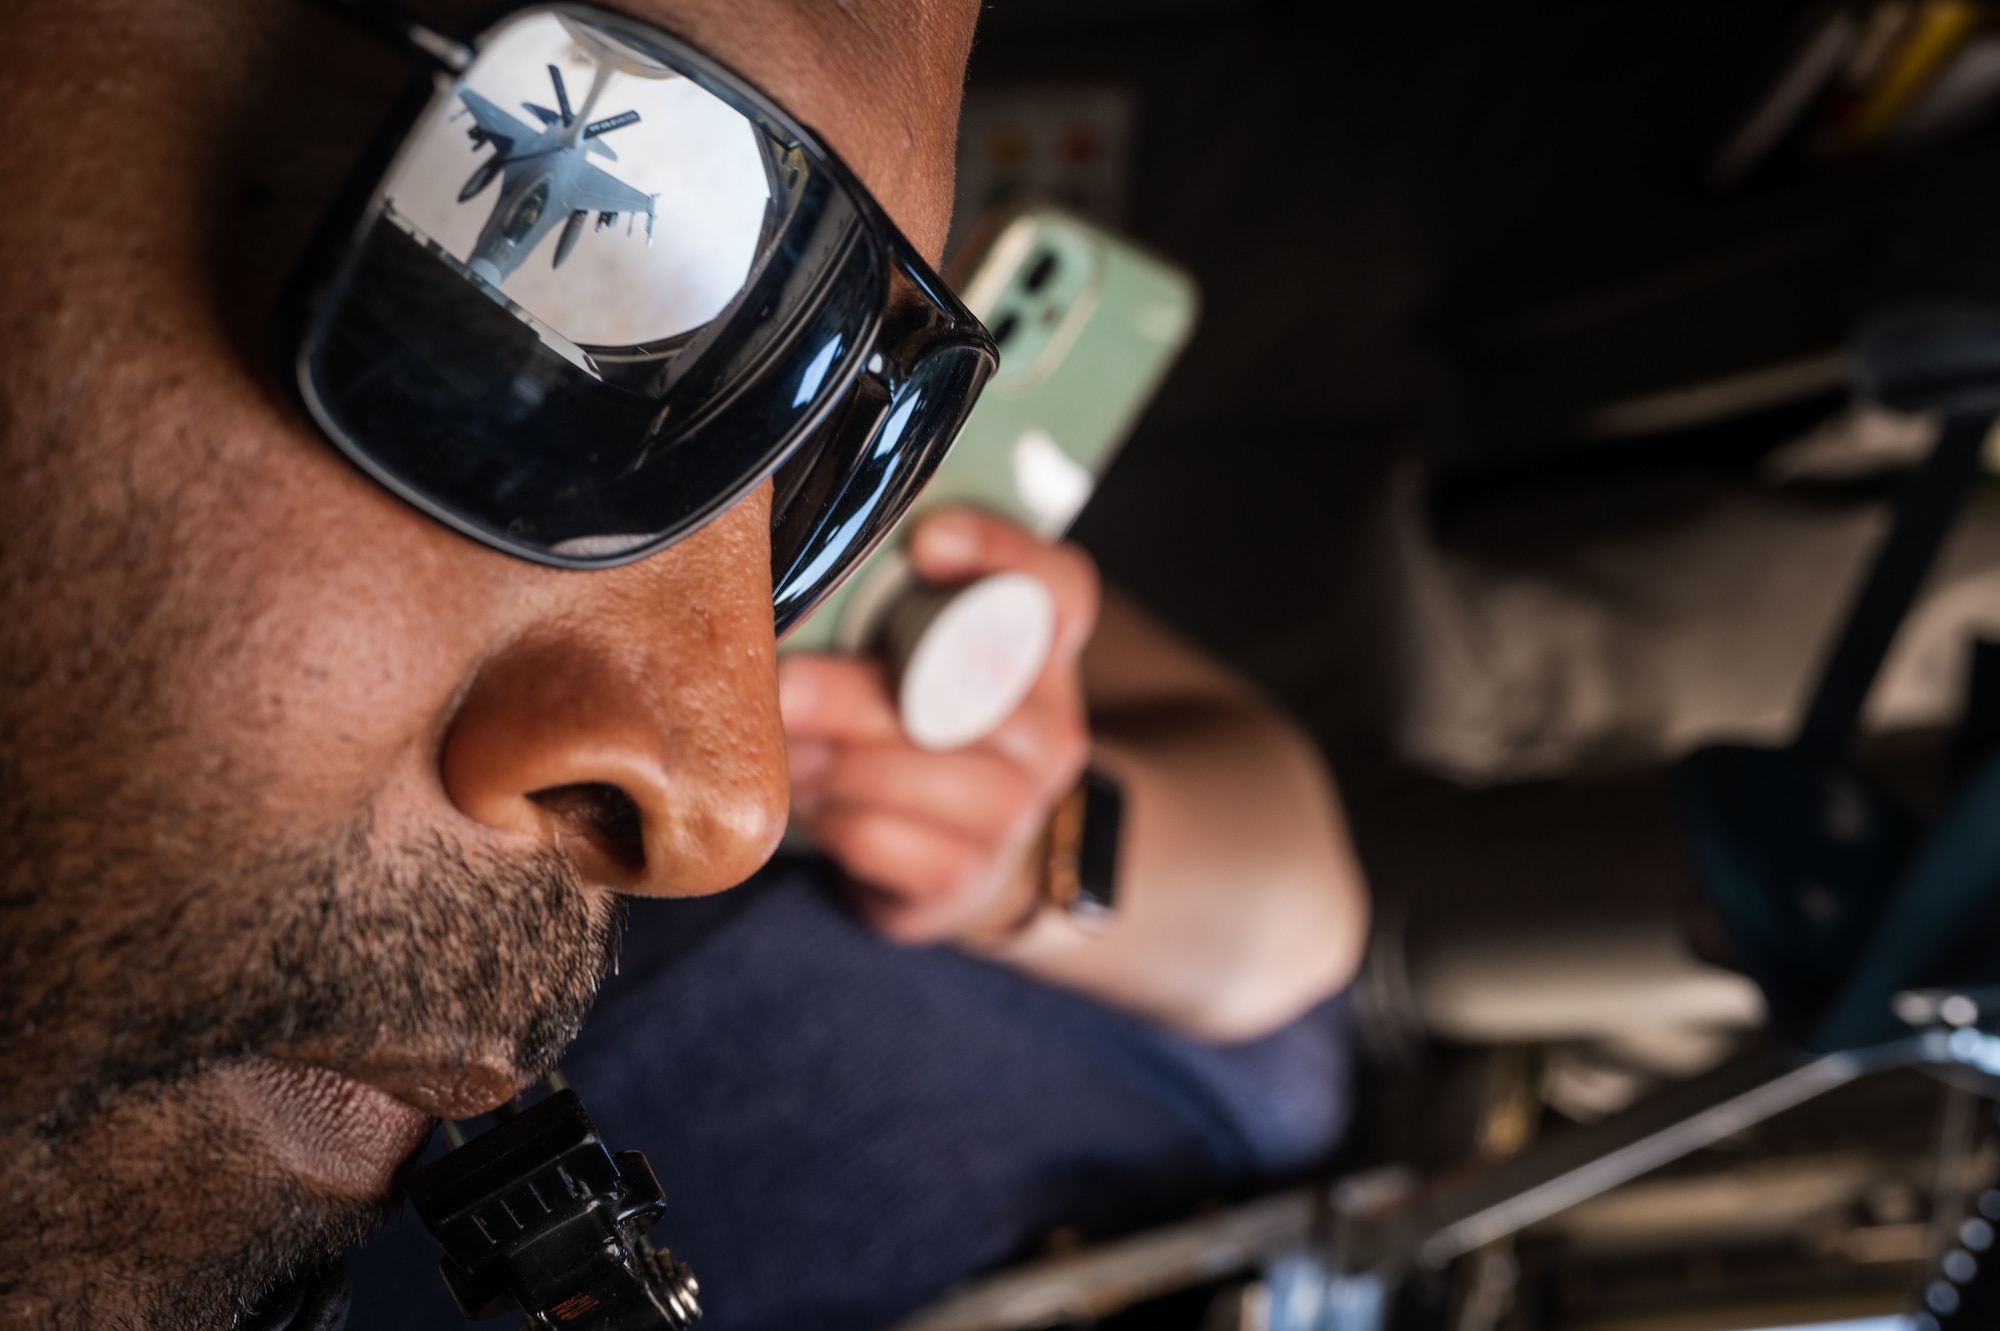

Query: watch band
1043 766 1123 921
966 766 1125 946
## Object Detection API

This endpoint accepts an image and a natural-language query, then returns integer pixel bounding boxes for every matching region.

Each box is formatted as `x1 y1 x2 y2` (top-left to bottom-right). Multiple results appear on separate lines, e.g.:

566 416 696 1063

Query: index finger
907 507 1101 661
778 653 903 744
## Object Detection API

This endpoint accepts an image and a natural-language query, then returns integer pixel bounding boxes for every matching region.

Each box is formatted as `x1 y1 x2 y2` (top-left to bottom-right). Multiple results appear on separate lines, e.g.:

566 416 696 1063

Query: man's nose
437 500 789 897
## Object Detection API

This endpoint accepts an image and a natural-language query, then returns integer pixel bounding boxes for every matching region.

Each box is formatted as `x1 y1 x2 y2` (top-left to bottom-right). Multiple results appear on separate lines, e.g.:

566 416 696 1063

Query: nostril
530 782 647 877
439 605 786 897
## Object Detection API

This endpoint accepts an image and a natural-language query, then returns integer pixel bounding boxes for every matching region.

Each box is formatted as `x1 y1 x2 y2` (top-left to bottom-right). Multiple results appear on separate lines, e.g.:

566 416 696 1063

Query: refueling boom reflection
455 60 658 285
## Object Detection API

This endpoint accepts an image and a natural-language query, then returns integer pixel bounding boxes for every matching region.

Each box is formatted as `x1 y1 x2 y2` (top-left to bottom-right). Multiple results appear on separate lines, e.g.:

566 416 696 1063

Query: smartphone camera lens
1024 250 1058 293
990 312 1018 347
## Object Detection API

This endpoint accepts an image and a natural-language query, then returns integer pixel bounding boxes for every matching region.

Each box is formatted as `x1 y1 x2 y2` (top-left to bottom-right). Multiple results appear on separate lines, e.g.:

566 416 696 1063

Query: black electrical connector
407 1089 700 1330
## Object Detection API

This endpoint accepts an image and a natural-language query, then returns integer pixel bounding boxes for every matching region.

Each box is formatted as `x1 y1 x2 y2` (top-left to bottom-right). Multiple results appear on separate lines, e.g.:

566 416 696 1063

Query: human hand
780 507 1100 944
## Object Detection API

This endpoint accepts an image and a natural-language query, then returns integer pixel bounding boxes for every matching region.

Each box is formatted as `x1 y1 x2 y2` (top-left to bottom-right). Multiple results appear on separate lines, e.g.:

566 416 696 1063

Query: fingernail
913 513 980 572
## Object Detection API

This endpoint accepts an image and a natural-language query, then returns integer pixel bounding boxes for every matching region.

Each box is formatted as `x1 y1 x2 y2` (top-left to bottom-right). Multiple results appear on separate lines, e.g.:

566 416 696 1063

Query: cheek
101 360 512 824
203 450 504 815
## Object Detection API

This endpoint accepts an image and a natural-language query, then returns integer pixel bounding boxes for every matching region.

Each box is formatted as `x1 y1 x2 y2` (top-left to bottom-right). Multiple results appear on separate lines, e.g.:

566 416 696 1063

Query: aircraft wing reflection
453 62 659 286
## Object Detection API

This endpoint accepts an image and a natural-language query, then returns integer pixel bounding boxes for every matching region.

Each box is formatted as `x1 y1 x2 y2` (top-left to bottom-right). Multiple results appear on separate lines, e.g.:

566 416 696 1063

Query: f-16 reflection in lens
454 50 658 285
381 12 770 351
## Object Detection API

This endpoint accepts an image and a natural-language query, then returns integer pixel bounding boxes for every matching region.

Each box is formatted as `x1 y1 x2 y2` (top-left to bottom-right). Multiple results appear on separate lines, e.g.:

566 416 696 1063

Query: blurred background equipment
868 3 2000 1329
884 287 2000 1331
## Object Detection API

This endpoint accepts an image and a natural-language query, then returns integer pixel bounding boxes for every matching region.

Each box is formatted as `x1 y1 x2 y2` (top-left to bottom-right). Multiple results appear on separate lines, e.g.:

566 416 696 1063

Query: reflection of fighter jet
454 61 657 285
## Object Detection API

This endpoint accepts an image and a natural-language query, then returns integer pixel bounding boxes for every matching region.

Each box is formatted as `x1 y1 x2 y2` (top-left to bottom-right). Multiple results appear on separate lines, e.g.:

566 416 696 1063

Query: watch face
1072 768 1123 919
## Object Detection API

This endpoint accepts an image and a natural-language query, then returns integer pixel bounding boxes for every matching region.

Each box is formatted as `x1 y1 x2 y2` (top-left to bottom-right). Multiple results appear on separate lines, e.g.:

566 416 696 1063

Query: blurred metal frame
890 1025 1999 1331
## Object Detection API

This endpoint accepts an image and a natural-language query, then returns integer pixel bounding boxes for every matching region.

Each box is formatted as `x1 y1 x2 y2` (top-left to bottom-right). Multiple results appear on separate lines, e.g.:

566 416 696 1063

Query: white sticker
1011 428 1094 536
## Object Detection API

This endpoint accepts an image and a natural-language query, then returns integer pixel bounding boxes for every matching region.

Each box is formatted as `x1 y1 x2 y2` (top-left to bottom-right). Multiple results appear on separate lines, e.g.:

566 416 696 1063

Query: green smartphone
780 205 1200 654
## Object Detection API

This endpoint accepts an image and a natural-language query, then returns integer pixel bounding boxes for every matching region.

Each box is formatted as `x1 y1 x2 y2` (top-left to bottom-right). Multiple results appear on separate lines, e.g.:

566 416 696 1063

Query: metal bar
1926 1080 1981 1269
1794 412 1991 763
887 1188 1322 1331
306 0 473 73
888 1039 1940 1331
1709 14 1859 186
1343 1048 1883 1273
1580 350 1851 440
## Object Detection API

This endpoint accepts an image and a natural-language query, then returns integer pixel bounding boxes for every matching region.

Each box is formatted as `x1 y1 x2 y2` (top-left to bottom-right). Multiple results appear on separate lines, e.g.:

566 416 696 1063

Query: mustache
36 821 627 1138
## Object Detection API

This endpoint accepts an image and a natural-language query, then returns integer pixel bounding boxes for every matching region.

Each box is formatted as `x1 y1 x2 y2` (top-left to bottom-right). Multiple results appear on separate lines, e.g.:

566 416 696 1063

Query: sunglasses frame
282 0 995 630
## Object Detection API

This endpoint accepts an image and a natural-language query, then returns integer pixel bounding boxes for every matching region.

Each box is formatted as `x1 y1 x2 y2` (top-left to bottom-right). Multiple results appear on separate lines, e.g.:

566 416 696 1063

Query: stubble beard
0 802 627 1329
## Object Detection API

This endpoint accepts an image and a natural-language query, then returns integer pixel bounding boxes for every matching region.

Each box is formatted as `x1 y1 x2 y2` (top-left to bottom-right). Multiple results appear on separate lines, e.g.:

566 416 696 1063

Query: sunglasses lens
384 13 775 347
771 342 995 635
295 7 882 564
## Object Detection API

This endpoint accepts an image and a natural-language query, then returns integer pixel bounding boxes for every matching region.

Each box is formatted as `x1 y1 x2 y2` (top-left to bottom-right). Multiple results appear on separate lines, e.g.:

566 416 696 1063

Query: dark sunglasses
289 0 995 633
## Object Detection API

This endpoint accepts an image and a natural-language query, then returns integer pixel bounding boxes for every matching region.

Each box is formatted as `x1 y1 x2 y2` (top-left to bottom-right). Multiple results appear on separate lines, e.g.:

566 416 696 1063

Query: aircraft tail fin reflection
548 64 574 126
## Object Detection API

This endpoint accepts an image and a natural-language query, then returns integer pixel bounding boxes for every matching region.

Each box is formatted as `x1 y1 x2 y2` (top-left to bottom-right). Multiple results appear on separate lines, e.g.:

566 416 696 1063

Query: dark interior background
944 13 2000 1326
963 0 1922 774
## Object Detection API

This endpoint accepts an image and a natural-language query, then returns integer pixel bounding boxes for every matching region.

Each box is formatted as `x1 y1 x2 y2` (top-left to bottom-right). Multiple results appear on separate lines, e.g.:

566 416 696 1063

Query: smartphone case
781 205 1199 653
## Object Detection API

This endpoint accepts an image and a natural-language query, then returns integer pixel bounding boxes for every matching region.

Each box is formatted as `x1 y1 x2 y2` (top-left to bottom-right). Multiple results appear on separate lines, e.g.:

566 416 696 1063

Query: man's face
0 0 976 1323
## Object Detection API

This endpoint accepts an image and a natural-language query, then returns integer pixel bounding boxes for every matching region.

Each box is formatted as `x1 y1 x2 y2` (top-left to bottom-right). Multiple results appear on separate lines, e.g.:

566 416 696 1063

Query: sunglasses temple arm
303 0 473 74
